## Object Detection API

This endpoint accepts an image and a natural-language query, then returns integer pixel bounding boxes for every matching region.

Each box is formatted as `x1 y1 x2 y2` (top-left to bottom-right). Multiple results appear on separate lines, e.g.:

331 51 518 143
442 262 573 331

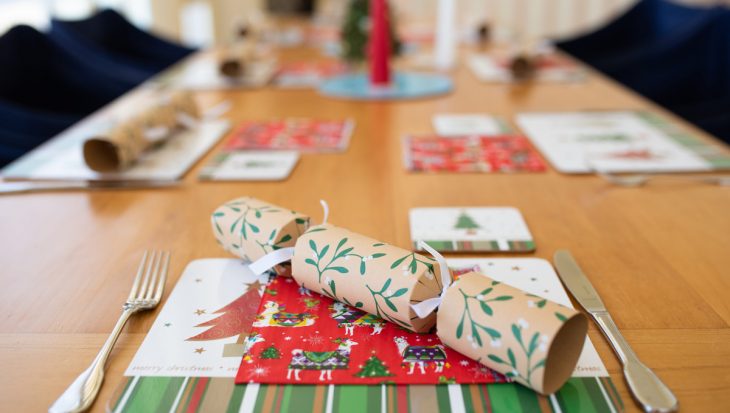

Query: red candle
369 0 391 85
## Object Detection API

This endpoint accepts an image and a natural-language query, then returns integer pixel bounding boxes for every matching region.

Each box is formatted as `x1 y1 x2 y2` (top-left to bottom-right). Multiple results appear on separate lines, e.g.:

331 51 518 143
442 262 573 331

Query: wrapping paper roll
437 272 588 395
212 197 310 264
219 40 258 78
291 224 444 333
83 91 198 172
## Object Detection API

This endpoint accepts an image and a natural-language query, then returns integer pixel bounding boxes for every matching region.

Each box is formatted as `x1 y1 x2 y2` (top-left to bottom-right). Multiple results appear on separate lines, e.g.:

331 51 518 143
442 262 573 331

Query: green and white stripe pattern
109 376 623 413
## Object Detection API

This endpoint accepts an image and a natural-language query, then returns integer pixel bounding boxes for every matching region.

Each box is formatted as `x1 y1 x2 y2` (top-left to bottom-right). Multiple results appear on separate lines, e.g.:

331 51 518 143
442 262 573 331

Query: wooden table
1 42 729 413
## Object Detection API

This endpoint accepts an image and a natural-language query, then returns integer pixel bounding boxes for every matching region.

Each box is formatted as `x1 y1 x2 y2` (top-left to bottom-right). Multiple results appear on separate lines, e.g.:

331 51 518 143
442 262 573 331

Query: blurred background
2 0 727 47
1 0 728 168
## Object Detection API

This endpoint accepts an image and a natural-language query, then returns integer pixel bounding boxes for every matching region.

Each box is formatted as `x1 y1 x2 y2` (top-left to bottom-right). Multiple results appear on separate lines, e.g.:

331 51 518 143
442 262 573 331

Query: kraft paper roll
219 40 257 78
436 272 588 395
83 91 198 172
212 197 310 264
291 224 444 333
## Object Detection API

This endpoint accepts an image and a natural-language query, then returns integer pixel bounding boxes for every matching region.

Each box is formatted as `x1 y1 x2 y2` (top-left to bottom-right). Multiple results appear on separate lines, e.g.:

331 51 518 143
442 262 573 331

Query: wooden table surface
1 42 729 413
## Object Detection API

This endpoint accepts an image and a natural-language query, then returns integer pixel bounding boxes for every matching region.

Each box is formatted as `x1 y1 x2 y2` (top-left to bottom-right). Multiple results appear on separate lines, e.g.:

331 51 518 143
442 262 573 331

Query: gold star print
194 348 205 354
511 266 521 271
195 278 202 283
194 309 206 316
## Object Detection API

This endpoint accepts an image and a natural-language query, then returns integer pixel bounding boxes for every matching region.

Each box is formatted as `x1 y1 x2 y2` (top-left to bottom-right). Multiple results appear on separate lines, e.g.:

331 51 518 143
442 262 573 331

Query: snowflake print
308 334 325 346
468 365 494 379
459 360 470 367
247 364 269 380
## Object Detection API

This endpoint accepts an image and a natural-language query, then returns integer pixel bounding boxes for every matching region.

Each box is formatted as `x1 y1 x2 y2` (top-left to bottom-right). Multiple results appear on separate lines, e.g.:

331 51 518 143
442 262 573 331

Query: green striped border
414 240 536 253
635 111 730 169
198 152 233 180
108 377 623 412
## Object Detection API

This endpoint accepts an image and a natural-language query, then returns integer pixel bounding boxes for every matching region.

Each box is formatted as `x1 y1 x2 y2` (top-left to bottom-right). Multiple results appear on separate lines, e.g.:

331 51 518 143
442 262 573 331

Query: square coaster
410 207 535 252
199 151 299 181
432 114 509 136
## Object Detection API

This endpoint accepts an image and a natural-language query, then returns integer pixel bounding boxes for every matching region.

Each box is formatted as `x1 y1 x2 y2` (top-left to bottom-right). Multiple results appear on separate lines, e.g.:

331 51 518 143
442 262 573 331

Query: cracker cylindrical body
291 224 443 333
437 272 587 394
212 197 310 263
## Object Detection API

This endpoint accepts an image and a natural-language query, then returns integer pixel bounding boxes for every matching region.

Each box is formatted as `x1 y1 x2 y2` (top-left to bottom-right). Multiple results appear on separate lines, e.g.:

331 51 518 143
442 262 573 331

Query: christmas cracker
212 197 587 394
436 272 587 395
211 197 310 264
290 224 443 333
83 90 199 172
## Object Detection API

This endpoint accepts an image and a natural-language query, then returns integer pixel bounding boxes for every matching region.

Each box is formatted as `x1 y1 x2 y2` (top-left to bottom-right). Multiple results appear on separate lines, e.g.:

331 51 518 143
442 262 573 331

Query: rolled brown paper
291 224 444 333
83 90 198 172
436 272 587 394
219 40 257 78
212 197 310 264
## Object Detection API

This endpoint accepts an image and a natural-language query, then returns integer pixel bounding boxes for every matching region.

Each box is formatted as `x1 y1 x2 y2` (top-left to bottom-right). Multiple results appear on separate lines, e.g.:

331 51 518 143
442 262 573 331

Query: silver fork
49 251 170 413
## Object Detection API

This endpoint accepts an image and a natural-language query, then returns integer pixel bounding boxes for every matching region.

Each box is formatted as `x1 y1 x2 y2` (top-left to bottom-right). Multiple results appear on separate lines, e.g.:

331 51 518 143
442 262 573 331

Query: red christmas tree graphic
187 281 262 357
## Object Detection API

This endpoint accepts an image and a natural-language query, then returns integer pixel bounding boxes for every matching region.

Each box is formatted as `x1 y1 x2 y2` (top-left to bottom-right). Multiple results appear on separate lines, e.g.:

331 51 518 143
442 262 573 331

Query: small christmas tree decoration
354 354 394 378
341 0 401 63
260 345 281 359
509 54 536 81
454 211 480 233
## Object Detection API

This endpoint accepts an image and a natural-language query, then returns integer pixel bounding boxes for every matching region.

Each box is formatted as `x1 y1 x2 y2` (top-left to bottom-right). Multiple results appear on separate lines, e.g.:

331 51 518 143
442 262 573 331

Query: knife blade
553 250 678 413
0 179 181 195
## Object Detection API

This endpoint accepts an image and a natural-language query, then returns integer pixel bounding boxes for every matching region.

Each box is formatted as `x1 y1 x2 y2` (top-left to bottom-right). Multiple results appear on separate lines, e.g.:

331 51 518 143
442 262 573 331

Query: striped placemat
108 376 623 413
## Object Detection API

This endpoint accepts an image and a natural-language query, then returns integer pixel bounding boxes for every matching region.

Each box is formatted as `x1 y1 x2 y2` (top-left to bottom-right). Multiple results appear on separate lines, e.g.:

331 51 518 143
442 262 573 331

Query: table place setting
1 88 232 187
95 196 639 413
3 3 729 412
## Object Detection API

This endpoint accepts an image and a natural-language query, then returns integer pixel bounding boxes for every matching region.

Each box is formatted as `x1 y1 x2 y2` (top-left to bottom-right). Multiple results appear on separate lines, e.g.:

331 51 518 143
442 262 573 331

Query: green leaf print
303 237 383 283
487 323 548 389
456 287 512 348
365 278 409 328
390 253 435 275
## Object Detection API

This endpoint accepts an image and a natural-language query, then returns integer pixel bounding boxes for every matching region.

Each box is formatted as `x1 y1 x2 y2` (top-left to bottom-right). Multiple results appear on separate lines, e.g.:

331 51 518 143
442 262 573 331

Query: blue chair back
0 25 130 115
50 9 195 81
557 0 714 65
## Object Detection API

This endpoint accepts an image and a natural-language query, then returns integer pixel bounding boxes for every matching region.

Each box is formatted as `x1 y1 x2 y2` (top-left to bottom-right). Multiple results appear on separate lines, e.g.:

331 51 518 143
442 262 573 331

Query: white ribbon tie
410 240 452 319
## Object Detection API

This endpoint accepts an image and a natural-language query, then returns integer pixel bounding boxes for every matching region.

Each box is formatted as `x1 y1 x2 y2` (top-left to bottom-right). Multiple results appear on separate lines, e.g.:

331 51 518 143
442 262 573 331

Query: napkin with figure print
235 273 506 385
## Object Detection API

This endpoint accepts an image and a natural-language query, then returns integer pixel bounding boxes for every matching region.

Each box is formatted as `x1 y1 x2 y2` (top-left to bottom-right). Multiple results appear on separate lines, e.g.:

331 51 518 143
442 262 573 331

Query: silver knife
553 250 678 413
0 179 181 195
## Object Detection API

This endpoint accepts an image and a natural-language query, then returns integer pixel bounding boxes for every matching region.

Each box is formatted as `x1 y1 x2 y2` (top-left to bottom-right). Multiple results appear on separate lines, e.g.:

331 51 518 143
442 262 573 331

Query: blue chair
556 1 730 143
50 9 195 83
0 25 134 166
556 0 715 67
0 25 132 116
598 10 730 143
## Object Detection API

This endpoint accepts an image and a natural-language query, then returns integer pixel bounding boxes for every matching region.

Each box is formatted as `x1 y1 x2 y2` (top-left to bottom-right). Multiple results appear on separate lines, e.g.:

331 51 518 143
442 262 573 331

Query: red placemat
224 119 353 152
403 135 546 173
235 276 506 385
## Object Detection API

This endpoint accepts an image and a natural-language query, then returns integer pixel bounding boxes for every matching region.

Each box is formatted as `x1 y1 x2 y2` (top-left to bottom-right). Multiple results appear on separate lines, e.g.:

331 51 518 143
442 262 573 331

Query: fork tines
127 250 170 305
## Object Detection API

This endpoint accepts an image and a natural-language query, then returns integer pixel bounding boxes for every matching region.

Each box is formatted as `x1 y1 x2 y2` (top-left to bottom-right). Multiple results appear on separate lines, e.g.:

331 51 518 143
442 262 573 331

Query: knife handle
593 312 678 413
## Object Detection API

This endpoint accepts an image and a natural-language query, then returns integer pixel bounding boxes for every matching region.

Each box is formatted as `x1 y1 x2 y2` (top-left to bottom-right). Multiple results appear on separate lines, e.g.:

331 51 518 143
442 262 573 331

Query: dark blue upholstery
0 25 131 116
557 0 714 66
556 1 730 143
50 9 195 84
0 25 135 167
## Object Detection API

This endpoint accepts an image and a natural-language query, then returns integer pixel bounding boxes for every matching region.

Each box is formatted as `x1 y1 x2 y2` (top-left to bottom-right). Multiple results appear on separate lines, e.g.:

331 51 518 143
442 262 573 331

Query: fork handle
49 308 135 413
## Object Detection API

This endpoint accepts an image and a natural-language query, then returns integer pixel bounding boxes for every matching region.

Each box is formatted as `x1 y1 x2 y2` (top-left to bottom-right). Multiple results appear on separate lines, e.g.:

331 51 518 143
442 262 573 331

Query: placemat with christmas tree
235 276 506 385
